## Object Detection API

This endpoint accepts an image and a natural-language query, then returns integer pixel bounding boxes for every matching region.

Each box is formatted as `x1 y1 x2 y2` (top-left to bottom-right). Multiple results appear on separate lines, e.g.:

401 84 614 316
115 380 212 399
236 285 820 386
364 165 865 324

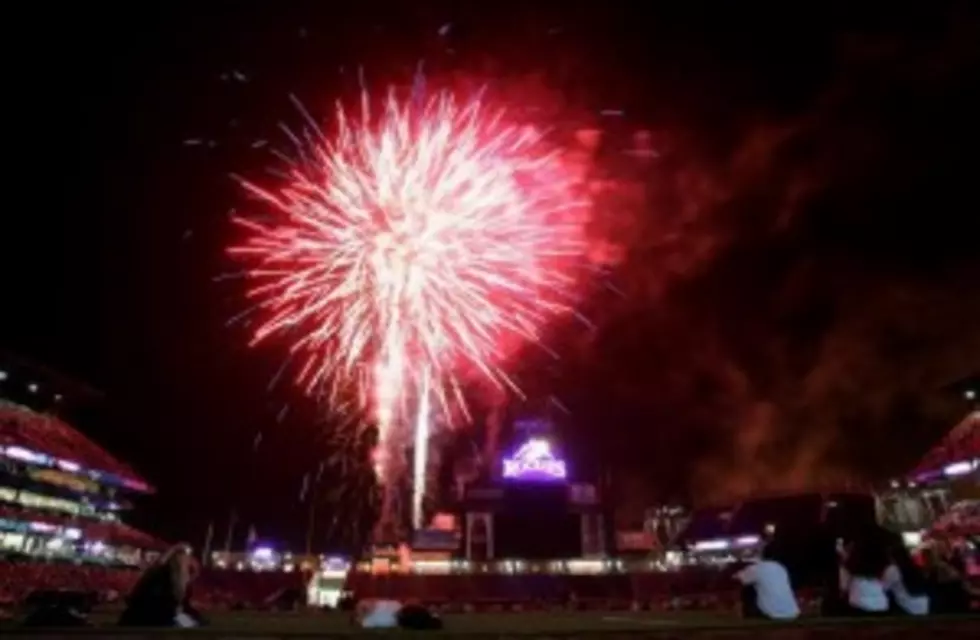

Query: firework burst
229 87 588 530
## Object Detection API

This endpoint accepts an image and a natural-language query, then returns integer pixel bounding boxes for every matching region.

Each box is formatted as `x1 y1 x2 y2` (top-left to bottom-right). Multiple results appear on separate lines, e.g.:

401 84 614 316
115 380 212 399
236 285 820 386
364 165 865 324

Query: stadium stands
0 561 140 607
0 359 164 588
910 411 979 481
0 400 163 561
0 402 148 491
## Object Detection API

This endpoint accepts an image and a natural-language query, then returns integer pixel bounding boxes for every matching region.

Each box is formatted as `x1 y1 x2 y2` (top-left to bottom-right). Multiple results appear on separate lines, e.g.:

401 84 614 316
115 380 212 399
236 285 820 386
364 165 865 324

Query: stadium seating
0 559 139 606
191 569 308 609
0 402 145 486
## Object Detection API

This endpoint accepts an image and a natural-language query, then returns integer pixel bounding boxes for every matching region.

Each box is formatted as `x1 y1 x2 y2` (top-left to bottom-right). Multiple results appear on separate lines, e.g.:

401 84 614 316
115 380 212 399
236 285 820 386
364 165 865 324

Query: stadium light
966 389 977 401
943 460 978 477
0 369 7 381
27 382 38 393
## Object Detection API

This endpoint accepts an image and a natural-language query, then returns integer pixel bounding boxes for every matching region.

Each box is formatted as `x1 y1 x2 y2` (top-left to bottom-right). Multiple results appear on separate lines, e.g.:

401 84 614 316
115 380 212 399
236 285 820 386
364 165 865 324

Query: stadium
0 357 978 636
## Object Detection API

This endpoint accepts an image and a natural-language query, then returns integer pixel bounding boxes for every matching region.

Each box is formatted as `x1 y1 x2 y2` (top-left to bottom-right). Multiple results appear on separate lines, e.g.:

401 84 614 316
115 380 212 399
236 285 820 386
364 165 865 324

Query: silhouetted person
119 544 197 627
819 533 850 617
924 541 979 614
397 602 443 630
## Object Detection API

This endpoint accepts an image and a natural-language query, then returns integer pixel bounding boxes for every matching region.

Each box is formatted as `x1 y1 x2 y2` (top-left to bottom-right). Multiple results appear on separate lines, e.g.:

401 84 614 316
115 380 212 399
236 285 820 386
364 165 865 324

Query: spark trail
229 87 587 532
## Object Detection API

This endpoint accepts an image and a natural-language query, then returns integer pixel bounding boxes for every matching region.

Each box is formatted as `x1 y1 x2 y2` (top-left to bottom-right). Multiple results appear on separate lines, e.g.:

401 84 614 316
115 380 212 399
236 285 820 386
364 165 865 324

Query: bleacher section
0 561 140 607
0 376 162 565
0 401 149 492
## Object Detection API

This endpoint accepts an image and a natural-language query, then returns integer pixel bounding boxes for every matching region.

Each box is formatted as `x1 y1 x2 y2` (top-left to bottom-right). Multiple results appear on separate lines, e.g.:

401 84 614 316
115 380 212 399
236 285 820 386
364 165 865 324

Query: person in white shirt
841 533 890 615
882 564 929 615
735 543 801 620
356 599 402 629
880 535 929 615
843 571 889 614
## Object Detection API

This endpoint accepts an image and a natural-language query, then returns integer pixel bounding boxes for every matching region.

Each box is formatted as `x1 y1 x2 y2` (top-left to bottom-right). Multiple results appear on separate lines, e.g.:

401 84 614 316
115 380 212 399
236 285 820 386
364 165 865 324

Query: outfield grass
4 610 980 638
8 610 730 634
185 610 729 633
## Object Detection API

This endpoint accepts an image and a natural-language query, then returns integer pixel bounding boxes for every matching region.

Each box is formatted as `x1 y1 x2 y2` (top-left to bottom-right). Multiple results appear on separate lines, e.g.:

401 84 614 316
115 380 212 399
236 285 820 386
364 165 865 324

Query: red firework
229 88 587 481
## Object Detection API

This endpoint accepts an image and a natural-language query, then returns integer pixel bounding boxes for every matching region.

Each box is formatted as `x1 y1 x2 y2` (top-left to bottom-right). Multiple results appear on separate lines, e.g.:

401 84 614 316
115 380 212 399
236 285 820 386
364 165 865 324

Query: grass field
168 610 730 633
4 610 980 638
7 610 729 634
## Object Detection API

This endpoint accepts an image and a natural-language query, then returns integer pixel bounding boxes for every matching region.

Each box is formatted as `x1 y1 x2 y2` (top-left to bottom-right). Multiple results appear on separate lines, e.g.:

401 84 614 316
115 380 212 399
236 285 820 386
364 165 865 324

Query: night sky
4 2 979 550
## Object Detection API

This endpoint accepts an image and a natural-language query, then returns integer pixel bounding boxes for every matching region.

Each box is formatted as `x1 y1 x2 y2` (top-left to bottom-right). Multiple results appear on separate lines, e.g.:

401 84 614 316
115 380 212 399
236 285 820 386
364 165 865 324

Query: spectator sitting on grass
735 540 800 621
